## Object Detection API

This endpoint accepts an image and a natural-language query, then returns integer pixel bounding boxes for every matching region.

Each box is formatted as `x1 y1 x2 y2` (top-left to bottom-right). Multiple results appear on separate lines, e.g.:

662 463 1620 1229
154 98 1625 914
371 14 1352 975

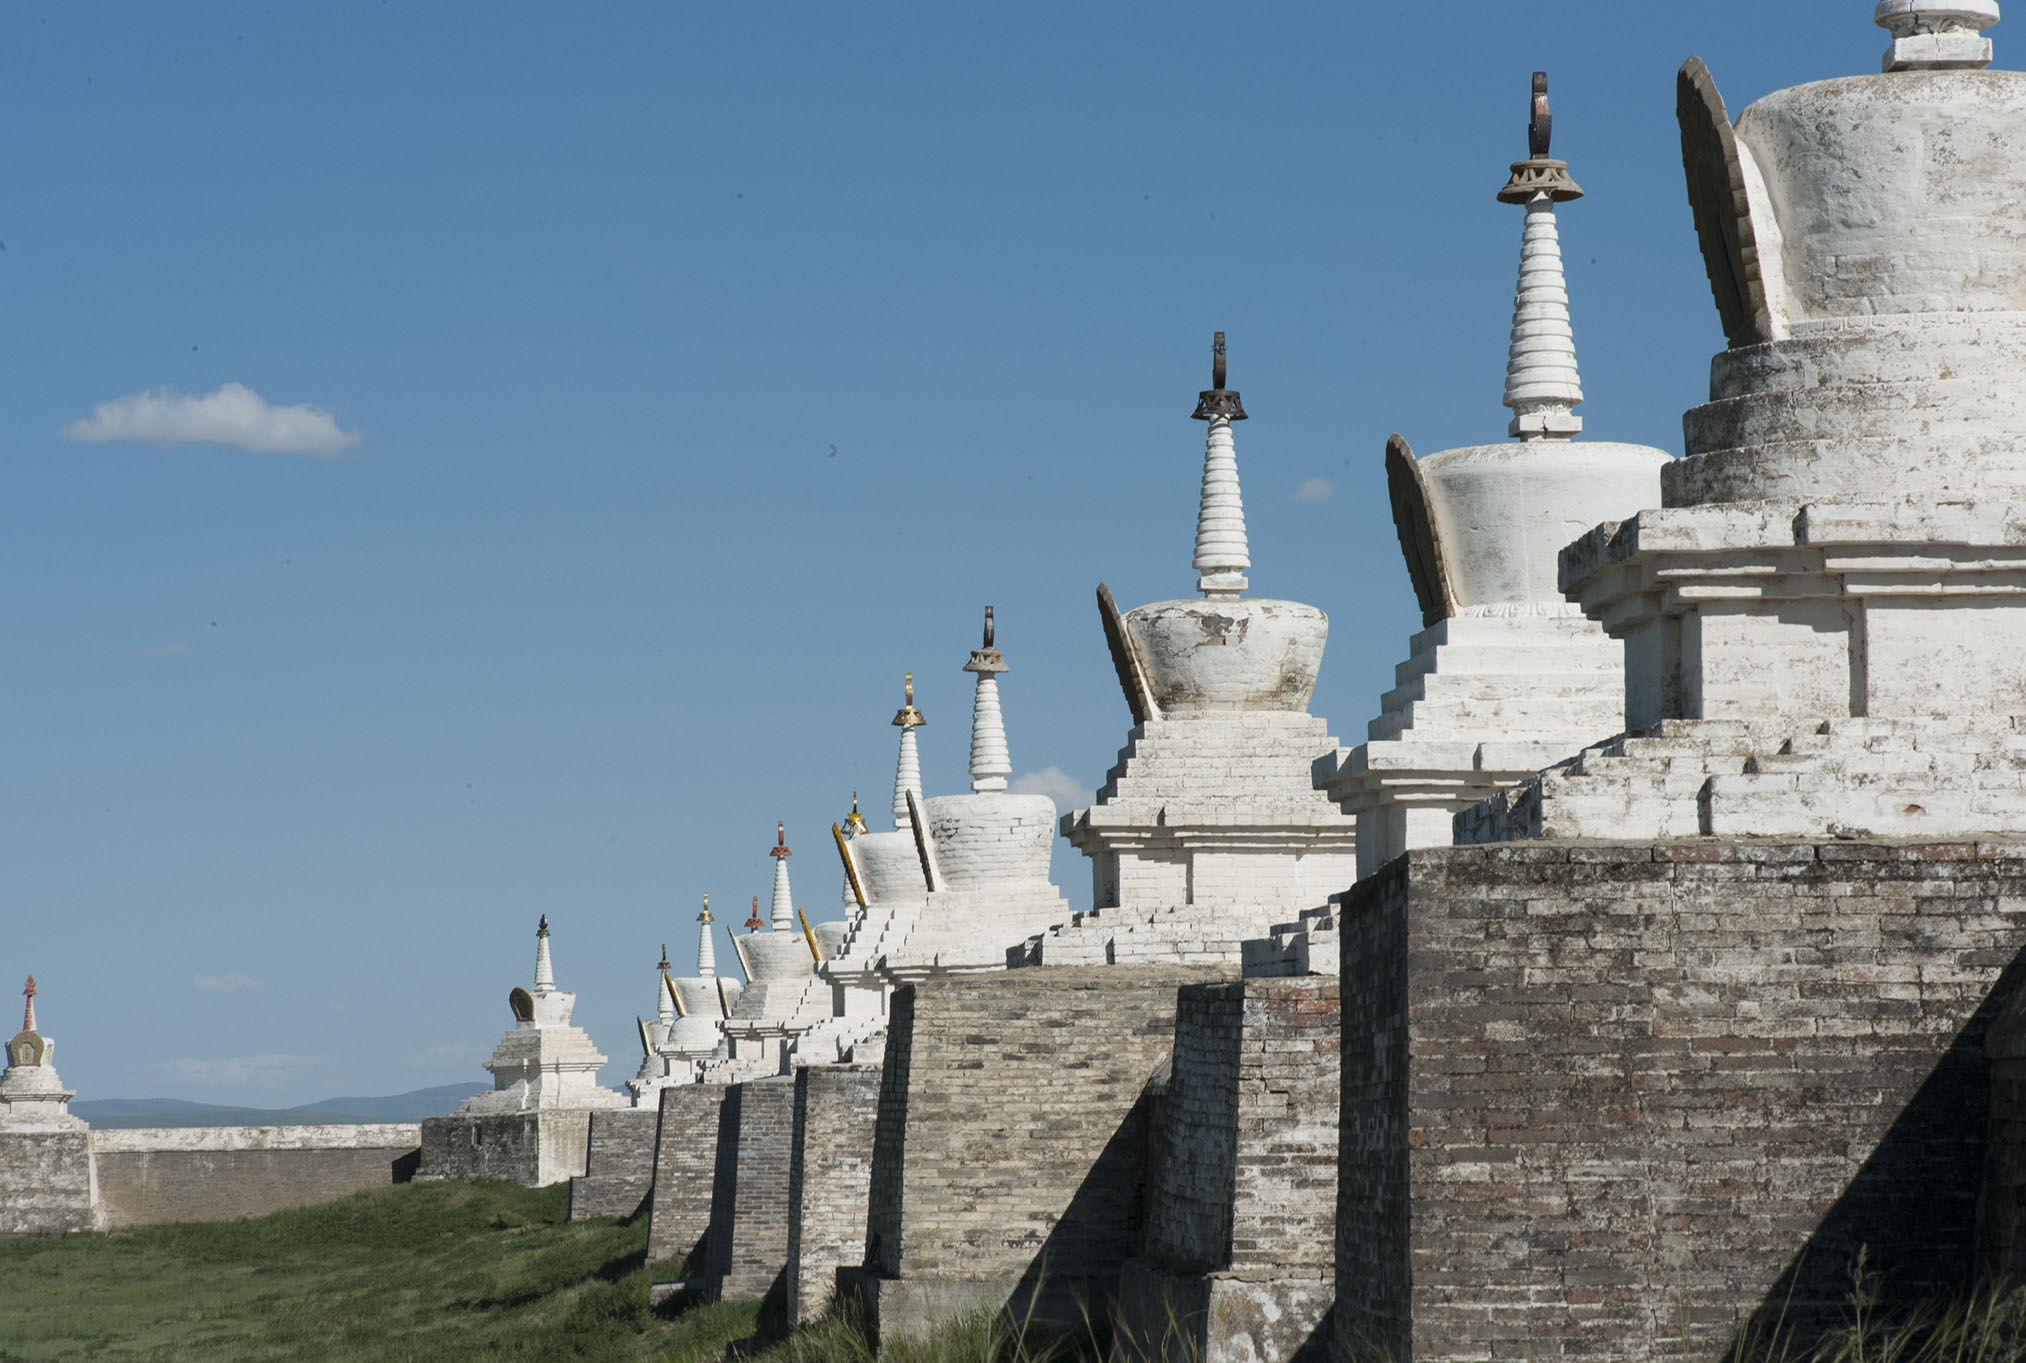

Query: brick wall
788 1062 882 1323
646 1084 729 1269
569 1107 659 1221
1123 977 1340 1363
861 967 1222 1340
0 1131 96 1234
93 1125 419 1227
706 1075 796 1306
1336 841 2026 1363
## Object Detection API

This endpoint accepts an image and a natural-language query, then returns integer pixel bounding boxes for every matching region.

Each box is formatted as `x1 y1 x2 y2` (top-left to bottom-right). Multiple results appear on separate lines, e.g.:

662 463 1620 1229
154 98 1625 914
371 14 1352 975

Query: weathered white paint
1504 198 1584 439
1194 415 1250 597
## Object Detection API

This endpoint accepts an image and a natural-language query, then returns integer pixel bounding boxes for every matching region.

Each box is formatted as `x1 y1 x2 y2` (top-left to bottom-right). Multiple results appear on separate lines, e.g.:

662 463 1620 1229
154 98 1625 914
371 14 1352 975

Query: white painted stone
1876 0 2000 70
1504 199 1584 439
461 920 627 1115
0 978 83 1131
769 823 795 931
1194 415 1250 597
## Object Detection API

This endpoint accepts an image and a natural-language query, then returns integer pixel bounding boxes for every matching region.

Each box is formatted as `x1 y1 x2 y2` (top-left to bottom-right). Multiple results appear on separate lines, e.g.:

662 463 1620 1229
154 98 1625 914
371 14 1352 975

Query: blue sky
3 3 1868 1104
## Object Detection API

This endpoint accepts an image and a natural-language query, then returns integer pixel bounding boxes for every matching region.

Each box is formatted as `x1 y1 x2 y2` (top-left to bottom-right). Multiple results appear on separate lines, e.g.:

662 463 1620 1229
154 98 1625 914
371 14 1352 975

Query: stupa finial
964 606 1012 793
21 976 35 1035
769 823 795 930
1191 332 1251 599
533 916 555 992
844 791 868 837
696 897 717 977
654 944 674 1023
746 895 766 933
1875 1 1998 70
891 674 926 829
1499 73 1585 441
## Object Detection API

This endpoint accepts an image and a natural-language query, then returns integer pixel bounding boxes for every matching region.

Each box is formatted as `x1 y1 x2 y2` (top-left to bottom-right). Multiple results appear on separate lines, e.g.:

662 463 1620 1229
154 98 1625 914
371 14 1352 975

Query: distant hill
72 1083 487 1129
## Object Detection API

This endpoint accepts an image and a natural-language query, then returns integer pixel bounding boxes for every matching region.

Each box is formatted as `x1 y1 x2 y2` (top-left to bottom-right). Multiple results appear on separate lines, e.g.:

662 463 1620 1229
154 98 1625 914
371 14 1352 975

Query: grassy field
0 1180 761 1363
10 1180 2020 1362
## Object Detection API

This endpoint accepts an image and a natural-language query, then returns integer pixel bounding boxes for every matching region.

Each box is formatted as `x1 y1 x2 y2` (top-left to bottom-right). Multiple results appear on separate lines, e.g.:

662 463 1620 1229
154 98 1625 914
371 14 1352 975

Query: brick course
1336 841 2026 1363
569 1107 659 1221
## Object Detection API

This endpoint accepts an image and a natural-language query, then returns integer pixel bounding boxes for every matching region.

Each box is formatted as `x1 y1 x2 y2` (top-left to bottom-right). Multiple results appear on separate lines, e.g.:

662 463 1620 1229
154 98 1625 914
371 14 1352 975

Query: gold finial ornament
844 791 868 836
892 672 926 728
770 821 792 858
698 895 713 926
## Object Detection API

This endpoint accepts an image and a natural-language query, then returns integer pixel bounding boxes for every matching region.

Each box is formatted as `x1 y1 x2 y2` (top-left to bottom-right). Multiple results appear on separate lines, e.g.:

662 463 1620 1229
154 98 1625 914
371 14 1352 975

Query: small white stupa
863 610 1072 978
1314 74 1668 881
634 900 742 1095
0 976 84 1130
460 917 627 1114
1048 337 1359 968
700 827 834 1081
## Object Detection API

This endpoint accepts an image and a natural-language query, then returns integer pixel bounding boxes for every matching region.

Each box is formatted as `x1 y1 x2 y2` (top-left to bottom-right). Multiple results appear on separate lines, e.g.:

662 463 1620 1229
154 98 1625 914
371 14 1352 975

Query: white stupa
1045 337 1359 968
1312 74 1669 885
1469 4 2026 844
460 917 627 1114
699 827 835 1082
0 976 84 1130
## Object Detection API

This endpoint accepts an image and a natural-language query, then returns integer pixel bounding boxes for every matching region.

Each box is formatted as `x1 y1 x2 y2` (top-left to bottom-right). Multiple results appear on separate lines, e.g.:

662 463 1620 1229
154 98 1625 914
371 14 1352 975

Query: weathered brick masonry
646 1083 729 1269
859 967 1226 1344
787 1062 882 1323
1121 976 1340 1363
569 1107 659 1221
706 1075 796 1306
1335 841 2026 1363
417 1110 591 1188
92 1126 420 1227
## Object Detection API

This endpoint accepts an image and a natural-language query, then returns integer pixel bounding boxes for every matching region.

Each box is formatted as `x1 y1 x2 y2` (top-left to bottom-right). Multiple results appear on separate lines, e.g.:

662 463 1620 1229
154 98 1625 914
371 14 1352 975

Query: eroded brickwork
645 1084 729 1268
787 1062 882 1323
1335 841 2026 1363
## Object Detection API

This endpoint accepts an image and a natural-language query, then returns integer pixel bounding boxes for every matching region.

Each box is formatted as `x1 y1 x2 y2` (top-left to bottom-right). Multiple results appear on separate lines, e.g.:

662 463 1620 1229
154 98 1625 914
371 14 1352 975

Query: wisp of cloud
1296 477 1335 503
63 382 361 457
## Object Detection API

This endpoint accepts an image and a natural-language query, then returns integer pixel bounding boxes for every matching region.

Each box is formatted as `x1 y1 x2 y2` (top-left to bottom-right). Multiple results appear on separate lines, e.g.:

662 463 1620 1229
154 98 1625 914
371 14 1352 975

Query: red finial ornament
770 821 792 858
745 896 765 932
22 975 37 1033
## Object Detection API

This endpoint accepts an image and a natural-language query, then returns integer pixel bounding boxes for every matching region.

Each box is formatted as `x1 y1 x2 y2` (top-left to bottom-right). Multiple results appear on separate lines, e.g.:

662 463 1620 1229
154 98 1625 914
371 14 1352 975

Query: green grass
0 1179 759 1363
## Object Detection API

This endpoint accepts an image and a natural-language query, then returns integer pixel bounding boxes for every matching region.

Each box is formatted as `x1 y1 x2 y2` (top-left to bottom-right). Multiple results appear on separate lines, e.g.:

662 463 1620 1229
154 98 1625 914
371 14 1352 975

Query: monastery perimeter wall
705 1075 796 1308
569 1107 659 1221
645 1083 729 1271
0 1130 97 1235
1122 976 1340 1363
859 967 1223 1345
1334 841 2026 1363
787 1061 882 1324
91 1124 419 1228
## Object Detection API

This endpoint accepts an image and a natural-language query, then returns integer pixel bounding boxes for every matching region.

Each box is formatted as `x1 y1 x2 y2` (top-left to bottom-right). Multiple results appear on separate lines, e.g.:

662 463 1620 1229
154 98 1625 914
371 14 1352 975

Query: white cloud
151 1053 310 1086
1296 477 1335 503
62 382 361 457
1009 767 1094 815
192 972 261 993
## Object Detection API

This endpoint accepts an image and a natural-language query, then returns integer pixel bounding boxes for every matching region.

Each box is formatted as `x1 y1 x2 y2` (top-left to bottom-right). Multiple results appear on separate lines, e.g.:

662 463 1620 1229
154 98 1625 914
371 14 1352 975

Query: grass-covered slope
0 1179 757 1363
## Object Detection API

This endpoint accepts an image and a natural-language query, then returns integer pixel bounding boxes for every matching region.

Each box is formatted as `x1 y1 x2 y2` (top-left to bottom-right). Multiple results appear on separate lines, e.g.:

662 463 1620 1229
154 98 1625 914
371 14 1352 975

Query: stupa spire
533 915 555 993
696 898 716 977
769 821 795 930
841 792 867 907
21 976 35 1035
655 944 675 1024
963 607 1012 793
1190 332 1250 599
891 673 926 829
1499 73 1585 442
1876 1 1999 70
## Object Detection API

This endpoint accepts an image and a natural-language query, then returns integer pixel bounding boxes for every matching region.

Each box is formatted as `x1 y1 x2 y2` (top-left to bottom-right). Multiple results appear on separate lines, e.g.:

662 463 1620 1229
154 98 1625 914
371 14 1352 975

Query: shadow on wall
1020 1081 1159 1325
1739 957 2026 1357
